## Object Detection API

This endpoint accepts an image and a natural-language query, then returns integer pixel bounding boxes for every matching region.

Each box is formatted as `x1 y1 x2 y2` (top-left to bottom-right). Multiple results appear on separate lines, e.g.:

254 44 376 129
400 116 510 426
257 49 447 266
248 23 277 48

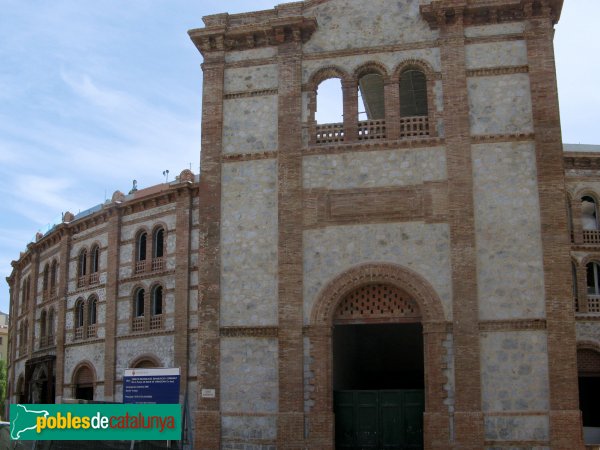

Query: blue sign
123 368 180 404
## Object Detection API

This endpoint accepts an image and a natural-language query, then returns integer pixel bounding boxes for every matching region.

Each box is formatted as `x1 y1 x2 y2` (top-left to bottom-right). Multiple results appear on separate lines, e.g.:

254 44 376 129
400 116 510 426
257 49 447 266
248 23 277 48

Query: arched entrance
577 345 600 444
73 364 95 401
308 263 450 449
333 284 424 448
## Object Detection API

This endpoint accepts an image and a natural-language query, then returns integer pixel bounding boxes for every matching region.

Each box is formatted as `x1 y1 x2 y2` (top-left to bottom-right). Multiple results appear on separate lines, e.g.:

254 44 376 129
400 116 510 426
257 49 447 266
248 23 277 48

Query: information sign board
123 367 180 404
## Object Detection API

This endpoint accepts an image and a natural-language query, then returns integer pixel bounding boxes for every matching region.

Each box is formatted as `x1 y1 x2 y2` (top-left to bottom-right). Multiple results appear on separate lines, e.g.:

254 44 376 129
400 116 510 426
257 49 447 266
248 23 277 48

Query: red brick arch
306 262 450 448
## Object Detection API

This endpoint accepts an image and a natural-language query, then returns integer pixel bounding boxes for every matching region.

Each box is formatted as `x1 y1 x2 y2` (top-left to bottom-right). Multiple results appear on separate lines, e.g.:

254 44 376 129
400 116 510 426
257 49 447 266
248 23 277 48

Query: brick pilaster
174 186 192 401
103 207 121 401
342 79 358 143
195 49 225 450
27 252 39 356
525 13 584 449
277 37 305 448
55 231 71 401
438 9 484 448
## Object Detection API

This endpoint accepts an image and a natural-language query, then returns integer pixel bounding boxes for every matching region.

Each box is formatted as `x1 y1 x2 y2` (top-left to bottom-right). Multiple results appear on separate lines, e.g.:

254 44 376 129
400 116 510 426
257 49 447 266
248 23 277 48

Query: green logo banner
10 404 181 440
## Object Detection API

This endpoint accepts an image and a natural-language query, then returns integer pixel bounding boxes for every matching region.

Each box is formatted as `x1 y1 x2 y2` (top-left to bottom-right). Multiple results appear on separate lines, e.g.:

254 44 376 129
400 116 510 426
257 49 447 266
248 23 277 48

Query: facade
6 0 600 448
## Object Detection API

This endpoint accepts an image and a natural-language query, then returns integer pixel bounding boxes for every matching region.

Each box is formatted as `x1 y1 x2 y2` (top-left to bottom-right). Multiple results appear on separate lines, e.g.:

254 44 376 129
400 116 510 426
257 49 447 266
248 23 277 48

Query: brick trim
223 89 278 99
479 319 547 331
220 327 279 337
221 151 278 162
466 65 529 77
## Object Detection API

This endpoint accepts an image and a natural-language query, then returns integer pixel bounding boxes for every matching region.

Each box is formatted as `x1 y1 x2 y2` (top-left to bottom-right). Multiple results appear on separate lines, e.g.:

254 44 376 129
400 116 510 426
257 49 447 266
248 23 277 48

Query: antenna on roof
163 170 170 183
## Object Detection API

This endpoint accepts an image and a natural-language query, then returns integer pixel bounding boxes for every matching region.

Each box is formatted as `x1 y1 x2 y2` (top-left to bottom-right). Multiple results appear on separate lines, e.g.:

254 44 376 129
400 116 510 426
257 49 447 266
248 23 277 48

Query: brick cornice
420 0 563 29
189 15 316 55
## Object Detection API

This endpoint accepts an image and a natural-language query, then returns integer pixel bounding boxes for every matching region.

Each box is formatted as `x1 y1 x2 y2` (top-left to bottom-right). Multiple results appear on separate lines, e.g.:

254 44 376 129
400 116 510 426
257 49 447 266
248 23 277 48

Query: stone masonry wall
468 74 533 135
472 142 545 320
221 159 278 326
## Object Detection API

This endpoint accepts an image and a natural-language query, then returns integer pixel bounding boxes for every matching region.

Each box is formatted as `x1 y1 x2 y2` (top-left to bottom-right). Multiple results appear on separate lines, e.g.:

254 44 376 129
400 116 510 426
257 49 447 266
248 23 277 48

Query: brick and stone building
6 0 600 448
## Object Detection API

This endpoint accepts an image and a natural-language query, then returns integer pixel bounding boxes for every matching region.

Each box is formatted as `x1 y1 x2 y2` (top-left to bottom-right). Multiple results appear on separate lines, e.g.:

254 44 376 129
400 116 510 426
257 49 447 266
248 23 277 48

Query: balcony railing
74 327 84 340
89 273 99 285
399 116 429 138
132 317 144 332
87 324 97 339
583 230 600 245
77 275 87 288
135 260 146 274
40 335 55 348
587 295 600 314
152 257 165 272
358 119 386 140
150 315 163 330
315 123 344 144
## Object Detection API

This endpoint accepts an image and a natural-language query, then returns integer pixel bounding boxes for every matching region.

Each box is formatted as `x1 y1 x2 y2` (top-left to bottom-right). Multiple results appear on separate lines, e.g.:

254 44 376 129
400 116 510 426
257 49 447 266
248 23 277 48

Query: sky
0 0 598 314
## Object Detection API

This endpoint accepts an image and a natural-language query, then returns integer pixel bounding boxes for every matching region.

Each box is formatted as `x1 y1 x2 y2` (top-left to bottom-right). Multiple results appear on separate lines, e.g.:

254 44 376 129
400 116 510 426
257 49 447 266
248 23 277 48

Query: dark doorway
333 323 424 449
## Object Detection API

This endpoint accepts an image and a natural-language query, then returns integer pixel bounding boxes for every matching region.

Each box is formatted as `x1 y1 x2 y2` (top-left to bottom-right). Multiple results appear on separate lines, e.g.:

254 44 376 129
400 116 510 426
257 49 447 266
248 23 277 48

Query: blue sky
0 0 598 314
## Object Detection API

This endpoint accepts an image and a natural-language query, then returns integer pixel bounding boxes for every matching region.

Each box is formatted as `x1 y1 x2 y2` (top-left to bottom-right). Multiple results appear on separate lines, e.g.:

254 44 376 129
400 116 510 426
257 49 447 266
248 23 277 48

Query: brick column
342 79 358 143
438 9 485 448
103 207 121 401
7 272 18 404
277 35 305 448
525 12 584 449
195 47 225 450
55 230 71 402
384 80 400 140
174 186 192 401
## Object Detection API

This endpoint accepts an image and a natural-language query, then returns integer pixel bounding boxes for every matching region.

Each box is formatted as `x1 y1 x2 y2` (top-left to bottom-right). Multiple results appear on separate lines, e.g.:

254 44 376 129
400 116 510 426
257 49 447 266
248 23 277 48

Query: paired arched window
135 226 166 273
50 260 58 290
21 276 31 314
39 307 55 348
42 265 49 293
78 246 100 287
132 285 164 332
74 296 98 340
78 250 87 278
42 260 59 299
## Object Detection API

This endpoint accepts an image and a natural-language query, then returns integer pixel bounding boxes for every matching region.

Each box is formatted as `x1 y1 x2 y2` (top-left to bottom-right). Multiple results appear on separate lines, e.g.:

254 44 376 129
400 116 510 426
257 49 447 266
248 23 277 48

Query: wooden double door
334 390 424 449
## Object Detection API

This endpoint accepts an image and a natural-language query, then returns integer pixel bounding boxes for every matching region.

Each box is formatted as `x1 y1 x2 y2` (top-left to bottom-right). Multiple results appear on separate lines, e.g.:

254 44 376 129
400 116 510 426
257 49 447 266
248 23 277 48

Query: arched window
137 232 147 262
316 78 344 125
399 69 428 117
48 308 55 342
50 260 58 292
42 264 49 293
75 299 85 329
91 246 100 274
88 297 97 325
73 365 94 401
135 289 145 317
152 286 163 316
134 359 158 369
358 72 385 121
78 249 88 277
587 262 600 308
582 196 599 230
87 296 98 338
40 310 47 341
153 228 164 259
577 348 600 428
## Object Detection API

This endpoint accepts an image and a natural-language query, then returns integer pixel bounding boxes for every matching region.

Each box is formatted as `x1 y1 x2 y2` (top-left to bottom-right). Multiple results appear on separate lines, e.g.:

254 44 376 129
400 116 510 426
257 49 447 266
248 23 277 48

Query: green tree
0 360 7 419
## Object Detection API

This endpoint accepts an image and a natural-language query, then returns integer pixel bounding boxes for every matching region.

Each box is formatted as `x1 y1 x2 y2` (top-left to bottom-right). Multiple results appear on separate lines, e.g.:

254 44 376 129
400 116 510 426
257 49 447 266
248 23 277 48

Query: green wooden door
334 390 424 449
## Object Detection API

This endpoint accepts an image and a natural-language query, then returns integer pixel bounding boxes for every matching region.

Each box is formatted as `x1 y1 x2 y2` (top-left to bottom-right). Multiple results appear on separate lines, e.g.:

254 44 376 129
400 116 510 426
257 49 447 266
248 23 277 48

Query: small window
40 310 47 338
153 228 164 259
50 261 58 289
79 250 88 277
135 289 145 317
582 196 599 230
587 262 600 295
48 308 55 337
91 246 100 273
400 69 428 117
42 265 49 292
152 286 163 316
75 300 85 328
89 297 97 325
137 233 147 261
